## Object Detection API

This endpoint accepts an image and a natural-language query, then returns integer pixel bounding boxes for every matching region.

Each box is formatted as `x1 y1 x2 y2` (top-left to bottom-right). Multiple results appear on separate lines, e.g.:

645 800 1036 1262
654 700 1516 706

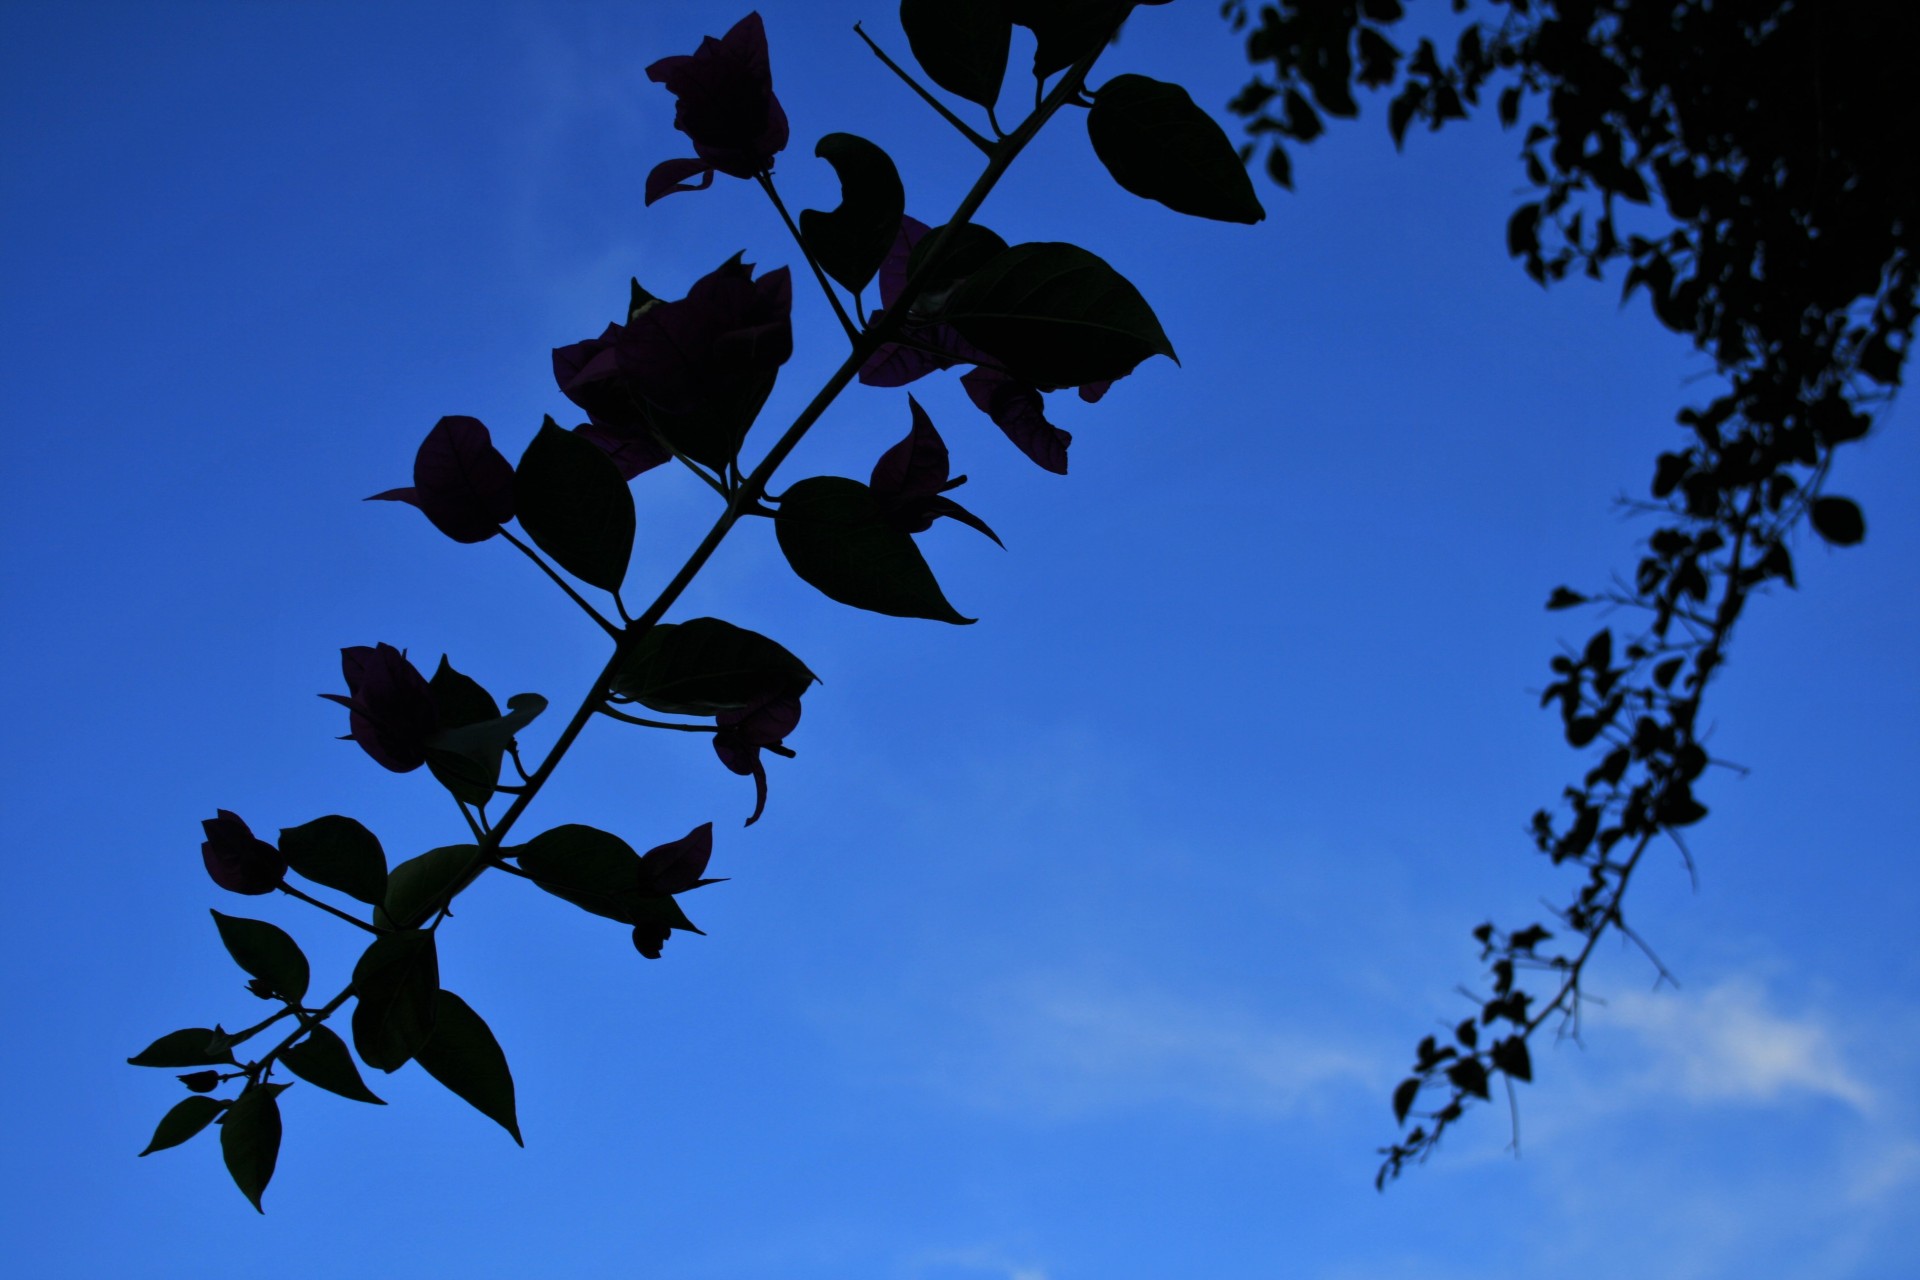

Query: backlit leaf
799 133 905 295
1087 74 1264 223
514 417 635 592
774 476 973 623
415 990 522 1145
209 911 310 1005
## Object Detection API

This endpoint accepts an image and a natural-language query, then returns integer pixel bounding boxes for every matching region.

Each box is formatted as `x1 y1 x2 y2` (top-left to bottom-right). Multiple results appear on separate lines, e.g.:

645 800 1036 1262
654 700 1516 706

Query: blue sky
3 2 1917 1276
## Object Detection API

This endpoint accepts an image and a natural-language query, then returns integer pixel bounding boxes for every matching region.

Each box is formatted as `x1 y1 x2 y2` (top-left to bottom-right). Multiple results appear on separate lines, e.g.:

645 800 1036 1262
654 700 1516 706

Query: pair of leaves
323 972 520 1142
135 1084 287 1213
1087 74 1265 223
612 617 817 715
801 134 905 297
776 476 973 624
351 930 439 1073
516 417 635 593
425 656 548 805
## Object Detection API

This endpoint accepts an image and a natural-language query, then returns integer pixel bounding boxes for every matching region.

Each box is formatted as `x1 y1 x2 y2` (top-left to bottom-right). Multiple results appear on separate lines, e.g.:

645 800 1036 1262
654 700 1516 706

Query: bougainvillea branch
134 1 1264 1210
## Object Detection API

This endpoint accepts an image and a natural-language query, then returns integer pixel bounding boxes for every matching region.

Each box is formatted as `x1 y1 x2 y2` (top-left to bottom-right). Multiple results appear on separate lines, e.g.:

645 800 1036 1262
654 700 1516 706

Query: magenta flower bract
320 644 440 773
201 810 286 896
645 12 789 203
367 416 516 542
554 256 792 469
713 694 800 826
870 398 1003 544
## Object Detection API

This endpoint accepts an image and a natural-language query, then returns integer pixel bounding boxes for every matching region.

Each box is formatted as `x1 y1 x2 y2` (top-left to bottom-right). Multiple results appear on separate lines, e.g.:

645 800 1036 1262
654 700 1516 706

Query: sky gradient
3 3 1916 1277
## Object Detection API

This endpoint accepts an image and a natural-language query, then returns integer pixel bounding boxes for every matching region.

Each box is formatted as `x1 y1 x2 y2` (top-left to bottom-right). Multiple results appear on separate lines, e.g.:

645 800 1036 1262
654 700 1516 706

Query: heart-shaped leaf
901 0 1012 108
612 618 817 715
514 416 635 592
415 989 522 1145
945 242 1175 388
799 133 905 295
209 911 310 1005
774 476 973 623
1088 74 1265 223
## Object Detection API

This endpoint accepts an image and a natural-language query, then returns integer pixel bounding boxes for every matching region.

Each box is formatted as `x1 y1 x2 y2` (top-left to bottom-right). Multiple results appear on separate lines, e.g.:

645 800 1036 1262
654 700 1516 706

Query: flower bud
200 810 286 896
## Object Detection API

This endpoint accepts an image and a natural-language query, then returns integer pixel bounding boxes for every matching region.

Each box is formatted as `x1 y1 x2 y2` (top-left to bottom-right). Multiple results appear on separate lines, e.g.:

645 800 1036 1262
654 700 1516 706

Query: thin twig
852 22 995 155
757 172 860 344
276 882 379 935
499 527 621 640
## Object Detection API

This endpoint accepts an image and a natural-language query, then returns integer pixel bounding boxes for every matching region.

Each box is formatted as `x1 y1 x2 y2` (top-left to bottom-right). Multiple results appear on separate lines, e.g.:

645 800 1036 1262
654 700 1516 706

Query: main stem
245 39 1119 1085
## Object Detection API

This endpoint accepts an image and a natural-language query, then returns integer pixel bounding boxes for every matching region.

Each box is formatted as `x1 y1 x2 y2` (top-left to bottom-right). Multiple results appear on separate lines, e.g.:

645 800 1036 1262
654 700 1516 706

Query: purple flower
320 644 439 773
713 694 800 826
870 398 1003 545
645 12 789 203
637 822 723 895
554 256 792 468
961 367 1073 475
367 416 515 543
201 810 286 896
859 215 1105 474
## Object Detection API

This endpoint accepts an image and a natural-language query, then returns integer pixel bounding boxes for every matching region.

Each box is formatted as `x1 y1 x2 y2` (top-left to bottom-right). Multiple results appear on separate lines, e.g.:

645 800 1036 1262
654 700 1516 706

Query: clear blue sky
4 3 1917 1277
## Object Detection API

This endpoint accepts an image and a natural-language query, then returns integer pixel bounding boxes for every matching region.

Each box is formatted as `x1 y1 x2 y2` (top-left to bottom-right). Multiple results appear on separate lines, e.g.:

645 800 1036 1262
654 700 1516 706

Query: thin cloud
936 973 1374 1120
1608 978 1874 1113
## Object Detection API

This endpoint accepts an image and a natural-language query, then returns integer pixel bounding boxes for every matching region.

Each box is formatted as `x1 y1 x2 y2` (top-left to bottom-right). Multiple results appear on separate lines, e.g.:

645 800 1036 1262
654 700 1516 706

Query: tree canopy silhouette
1223 0 1916 1182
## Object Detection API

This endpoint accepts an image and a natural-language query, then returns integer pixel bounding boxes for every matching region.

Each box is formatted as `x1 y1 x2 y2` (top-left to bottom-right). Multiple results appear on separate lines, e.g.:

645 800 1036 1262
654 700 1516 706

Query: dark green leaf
1491 1036 1533 1082
514 417 635 592
129 1027 235 1069
1583 628 1612 671
611 618 817 715
429 691 548 805
1810 496 1865 546
900 0 1010 108
1446 1056 1491 1101
415 990 522 1145
1391 1077 1420 1125
799 133 905 295
281 1024 385 1104
279 815 388 907
1545 586 1585 610
905 222 1008 304
774 476 973 624
945 242 1176 388
209 911 310 1005
350 931 439 1073
377 844 478 931
512 824 649 923
1009 0 1135 77
1087 74 1264 223
220 1083 289 1214
139 1096 225 1156
425 656 501 804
